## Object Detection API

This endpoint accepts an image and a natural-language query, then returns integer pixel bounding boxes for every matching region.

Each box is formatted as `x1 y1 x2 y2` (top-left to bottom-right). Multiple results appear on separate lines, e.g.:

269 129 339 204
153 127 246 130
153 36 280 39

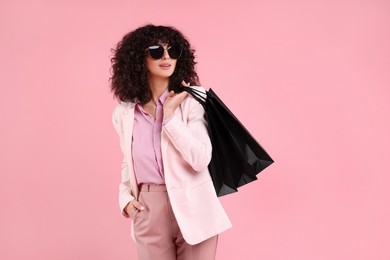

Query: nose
162 48 170 60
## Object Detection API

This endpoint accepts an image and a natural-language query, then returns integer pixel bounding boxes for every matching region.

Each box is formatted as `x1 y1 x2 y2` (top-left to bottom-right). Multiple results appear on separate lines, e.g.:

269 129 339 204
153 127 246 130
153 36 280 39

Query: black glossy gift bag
183 87 274 197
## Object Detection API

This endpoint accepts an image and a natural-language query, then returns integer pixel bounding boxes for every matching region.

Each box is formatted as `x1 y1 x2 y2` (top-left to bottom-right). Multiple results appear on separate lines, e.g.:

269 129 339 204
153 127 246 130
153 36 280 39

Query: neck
148 76 169 103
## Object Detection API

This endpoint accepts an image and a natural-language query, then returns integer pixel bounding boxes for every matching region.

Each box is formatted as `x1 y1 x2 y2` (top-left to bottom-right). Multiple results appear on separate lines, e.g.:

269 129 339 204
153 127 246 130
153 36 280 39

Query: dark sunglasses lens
148 46 164 59
168 46 182 59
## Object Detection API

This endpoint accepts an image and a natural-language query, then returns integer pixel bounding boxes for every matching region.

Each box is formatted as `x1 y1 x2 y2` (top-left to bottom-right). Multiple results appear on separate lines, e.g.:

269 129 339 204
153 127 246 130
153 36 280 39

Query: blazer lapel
122 103 134 155
121 103 139 197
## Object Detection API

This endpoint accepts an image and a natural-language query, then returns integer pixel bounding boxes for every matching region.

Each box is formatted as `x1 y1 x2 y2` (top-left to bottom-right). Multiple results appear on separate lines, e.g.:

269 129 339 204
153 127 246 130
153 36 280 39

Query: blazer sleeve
112 104 135 218
162 88 212 172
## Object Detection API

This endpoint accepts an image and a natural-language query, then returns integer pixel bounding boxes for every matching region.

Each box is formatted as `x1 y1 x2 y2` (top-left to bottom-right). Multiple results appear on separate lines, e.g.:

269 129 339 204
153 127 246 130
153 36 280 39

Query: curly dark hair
110 24 200 104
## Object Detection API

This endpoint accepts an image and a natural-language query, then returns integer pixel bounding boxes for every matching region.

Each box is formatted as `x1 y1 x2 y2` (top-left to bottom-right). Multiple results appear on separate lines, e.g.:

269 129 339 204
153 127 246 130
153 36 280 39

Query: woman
110 24 232 260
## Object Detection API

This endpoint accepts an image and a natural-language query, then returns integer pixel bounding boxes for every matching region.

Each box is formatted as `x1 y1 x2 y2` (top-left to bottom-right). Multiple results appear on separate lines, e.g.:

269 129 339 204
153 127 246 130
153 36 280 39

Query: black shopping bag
183 87 274 196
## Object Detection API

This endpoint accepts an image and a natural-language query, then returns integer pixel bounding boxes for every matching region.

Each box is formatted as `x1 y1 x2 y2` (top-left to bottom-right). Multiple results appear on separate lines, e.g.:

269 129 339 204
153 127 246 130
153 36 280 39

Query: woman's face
145 43 177 80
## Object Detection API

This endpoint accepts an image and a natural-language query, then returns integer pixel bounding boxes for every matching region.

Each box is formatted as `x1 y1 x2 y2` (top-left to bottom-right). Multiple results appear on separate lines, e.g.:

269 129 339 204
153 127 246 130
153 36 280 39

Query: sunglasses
145 44 182 60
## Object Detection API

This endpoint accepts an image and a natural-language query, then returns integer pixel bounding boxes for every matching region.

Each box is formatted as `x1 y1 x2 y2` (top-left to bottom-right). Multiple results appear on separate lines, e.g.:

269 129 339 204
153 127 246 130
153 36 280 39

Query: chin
161 72 174 78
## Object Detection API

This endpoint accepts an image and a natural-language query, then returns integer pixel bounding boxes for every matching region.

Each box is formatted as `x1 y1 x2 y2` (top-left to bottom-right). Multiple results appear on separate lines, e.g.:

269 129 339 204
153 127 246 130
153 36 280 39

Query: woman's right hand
125 200 144 215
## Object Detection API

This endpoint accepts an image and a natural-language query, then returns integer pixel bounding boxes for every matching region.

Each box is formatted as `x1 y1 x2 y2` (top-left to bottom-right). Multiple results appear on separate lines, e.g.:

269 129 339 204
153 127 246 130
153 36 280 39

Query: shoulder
112 101 136 120
183 85 207 107
180 85 207 117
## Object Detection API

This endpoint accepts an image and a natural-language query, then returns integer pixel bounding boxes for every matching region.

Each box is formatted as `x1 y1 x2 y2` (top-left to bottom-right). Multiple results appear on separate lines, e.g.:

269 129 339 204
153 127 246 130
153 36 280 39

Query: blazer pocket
129 207 139 220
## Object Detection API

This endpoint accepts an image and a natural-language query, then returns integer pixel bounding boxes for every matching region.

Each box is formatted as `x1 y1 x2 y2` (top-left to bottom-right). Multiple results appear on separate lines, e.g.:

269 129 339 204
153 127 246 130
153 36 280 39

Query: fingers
181 80 190 87
166 90 187 101
178 91 188 99
168 91 188 102
130 200 144 211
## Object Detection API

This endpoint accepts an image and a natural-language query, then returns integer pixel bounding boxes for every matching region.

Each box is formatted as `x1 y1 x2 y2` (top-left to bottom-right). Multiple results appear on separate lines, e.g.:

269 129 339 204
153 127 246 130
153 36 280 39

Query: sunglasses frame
145 44 182 60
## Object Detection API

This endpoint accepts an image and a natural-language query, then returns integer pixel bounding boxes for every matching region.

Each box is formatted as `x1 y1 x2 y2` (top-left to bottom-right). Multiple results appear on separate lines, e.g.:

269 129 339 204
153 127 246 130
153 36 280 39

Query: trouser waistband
139 184 167 192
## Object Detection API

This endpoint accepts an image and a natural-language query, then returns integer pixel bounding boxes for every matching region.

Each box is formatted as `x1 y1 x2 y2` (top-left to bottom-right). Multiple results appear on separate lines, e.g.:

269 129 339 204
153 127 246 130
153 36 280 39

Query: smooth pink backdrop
1 0 389 259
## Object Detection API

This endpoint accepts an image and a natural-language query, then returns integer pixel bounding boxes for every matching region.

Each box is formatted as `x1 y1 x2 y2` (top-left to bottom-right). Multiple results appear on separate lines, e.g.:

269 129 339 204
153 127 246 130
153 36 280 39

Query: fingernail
140 206 145 210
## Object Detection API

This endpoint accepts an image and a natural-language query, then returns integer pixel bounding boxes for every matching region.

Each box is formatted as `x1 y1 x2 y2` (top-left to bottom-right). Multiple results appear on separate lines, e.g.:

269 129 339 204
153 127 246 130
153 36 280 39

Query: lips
159 63 171 70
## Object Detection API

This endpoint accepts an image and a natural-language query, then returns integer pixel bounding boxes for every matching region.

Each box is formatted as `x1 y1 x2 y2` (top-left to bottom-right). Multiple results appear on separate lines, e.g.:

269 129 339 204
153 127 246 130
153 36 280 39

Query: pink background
1 0 389 259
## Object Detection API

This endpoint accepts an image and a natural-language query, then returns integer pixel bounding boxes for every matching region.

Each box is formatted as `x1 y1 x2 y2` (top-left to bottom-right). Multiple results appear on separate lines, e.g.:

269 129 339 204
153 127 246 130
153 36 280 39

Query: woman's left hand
163 81 189 119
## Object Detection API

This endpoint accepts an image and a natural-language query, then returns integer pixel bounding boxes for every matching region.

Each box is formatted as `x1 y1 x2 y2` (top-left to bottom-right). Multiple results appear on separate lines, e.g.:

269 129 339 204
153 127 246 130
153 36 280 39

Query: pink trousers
130 184 218 260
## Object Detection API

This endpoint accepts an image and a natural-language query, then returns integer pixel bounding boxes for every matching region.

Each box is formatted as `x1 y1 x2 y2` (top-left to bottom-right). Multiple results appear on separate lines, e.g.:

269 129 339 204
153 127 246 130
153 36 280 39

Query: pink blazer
112 86 232 245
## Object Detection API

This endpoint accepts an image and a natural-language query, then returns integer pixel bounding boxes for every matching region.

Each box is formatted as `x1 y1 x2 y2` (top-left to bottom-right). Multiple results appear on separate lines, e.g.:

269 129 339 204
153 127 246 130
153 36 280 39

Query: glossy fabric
183 87 274 196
